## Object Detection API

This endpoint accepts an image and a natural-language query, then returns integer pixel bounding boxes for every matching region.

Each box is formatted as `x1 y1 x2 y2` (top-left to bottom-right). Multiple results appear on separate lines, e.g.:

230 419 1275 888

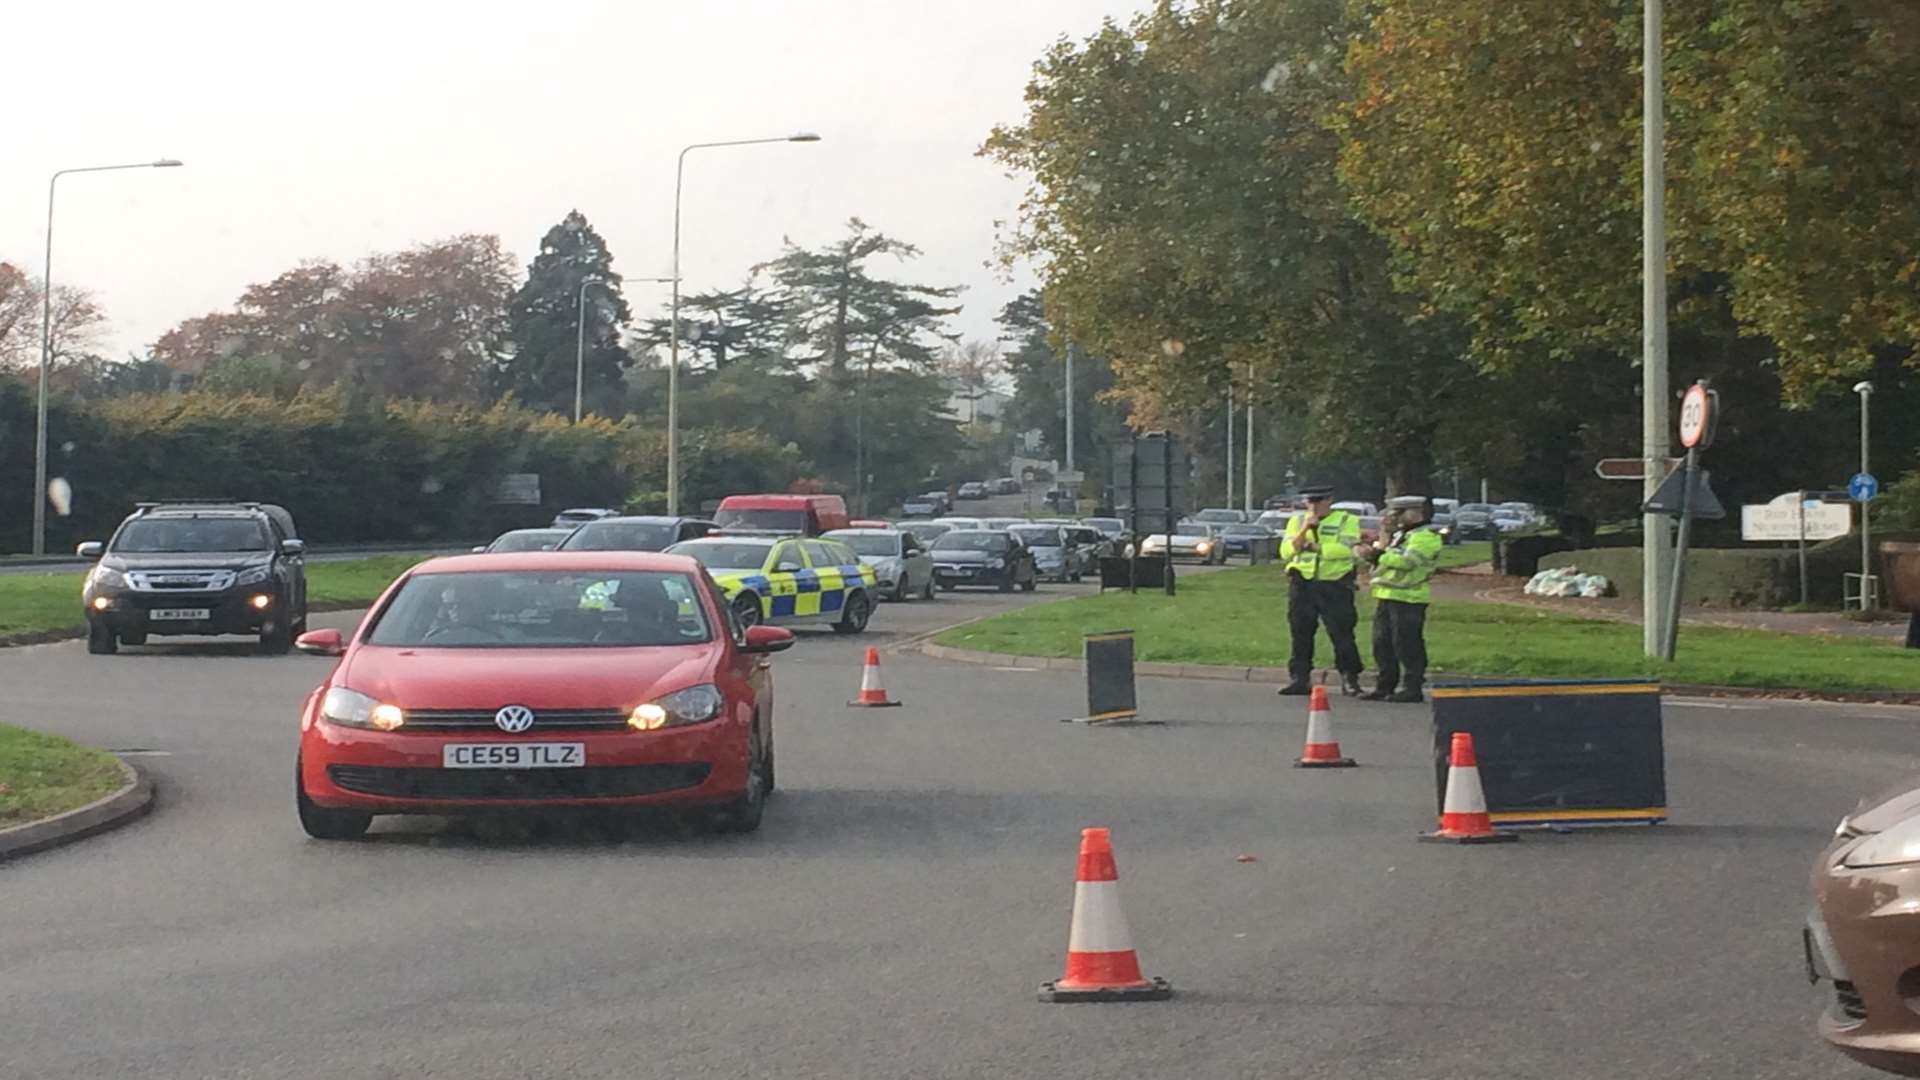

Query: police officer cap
1298 484 1335 500
1387 495 1429 511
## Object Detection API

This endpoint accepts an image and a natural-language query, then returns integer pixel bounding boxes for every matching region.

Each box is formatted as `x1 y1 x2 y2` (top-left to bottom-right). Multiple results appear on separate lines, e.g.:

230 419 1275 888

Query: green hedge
0 383 804 552
1539 537 1914 609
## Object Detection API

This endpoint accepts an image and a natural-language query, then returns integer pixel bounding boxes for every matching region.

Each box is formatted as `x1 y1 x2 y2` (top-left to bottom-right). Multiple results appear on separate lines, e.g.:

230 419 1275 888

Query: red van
714 494 851 536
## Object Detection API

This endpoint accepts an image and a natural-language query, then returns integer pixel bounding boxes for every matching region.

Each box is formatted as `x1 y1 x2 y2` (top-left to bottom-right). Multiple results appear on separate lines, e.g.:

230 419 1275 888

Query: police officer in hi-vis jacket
1277 485 1364 697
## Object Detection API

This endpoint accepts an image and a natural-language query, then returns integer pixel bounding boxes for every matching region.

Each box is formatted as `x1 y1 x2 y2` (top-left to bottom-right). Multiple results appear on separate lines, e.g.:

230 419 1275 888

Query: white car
1138 522 1226 564
823 528 935 602
931 516 987 533
1332 500 1379 517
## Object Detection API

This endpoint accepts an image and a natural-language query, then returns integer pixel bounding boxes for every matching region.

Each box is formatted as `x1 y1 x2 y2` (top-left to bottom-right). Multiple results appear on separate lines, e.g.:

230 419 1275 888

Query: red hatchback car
292 552 793 840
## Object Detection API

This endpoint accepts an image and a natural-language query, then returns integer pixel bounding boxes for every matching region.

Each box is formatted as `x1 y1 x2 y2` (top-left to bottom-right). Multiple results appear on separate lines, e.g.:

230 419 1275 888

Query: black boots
1278 682 1312 696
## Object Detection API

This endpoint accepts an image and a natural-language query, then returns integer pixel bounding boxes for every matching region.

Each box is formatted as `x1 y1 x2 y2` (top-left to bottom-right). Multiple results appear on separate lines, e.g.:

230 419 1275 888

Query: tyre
732 593 763 629
892 577 911 603
259 617 294 656
296 760 372 840
998 571 1014 593
87 622 118 655
833 590 872 634
708 722 768 833
922 576 936 600
1021 575 1037 592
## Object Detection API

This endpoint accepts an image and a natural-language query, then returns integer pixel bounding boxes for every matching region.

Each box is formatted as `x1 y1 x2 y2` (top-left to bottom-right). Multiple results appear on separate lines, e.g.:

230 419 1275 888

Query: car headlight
1844 817 1920 868
987 557 1006 568
1195 541 1213 552
321 687 405 731
236 566 272 586
630 683 724 730
88 565 128 589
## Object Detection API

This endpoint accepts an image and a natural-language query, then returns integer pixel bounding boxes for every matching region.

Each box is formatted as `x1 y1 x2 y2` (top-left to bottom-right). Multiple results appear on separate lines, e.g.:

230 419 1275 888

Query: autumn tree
0 260 109 373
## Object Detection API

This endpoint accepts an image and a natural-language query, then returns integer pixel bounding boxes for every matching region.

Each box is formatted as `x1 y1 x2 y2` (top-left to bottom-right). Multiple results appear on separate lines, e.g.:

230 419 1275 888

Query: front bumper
300 718 749 813
1810 841 1920 1076
86 586 281 637
933 563 1005 587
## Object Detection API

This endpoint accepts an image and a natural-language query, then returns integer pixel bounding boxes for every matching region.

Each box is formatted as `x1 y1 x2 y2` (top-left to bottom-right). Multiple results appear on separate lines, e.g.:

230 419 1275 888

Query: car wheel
296 759 371 840
709 721 768 834
1021 574 1037 592
999 571 1014 593
833 590 872 634
732 593 762 629
892 577 911 603
87 621 118 655
922 576 936 600
259 618 294 656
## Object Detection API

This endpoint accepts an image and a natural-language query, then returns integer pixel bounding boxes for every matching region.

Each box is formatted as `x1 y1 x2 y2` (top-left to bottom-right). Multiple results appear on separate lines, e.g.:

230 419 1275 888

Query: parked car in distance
956 482 989 500
552 508 620 529
824 528 935 602
929 530 1037 592
901 493 945 517
1194 508 1248 525
901 521 955 545
290 551 793 840
1452 504 1497 540
980 517 1027 531
1255 509 1294 531
78 500 308 655
1432 497 1460 517
1062 525 1112 561
713 494 849 536
1007 524 1083 583
1430 513 1462 545
558 516 717 552
1491 508 1533 533
1333 500 1380 517
989 477 1023 496
1083 516 1134 558
1218 522 1277 557
1139 521 1226 564
476 528 575 554
848 519 891 530
1264 494 1306 511
931 516 987 533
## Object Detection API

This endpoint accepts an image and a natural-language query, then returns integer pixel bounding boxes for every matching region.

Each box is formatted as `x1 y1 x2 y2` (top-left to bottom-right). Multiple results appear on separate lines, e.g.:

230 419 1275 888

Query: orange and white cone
847 646 903 708
1294 685 1356 768
1420 732 1517 844
1039 827 1172 1002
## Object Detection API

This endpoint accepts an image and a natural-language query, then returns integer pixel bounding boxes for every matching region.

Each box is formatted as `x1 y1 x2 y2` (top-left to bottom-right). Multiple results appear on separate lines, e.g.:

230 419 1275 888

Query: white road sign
1740 491 1851 543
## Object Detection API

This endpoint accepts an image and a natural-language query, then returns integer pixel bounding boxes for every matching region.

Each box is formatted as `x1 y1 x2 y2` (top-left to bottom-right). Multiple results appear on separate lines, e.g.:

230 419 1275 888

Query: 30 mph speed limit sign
1678 381 1717 449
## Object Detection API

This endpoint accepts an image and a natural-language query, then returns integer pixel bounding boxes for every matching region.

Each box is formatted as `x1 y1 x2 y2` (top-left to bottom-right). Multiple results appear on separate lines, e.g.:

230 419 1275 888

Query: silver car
823 528 935 602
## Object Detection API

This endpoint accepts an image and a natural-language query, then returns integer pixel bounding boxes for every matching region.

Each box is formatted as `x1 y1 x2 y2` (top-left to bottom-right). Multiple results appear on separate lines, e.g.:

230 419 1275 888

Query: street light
669 132 820 515
33 158 183 556
1855 380 1874 610
575 275 675 424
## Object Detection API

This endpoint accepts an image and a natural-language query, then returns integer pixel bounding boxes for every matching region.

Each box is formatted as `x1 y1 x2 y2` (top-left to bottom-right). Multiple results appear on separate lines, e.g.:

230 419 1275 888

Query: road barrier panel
1429 679 1667 829
1065 630 1140 725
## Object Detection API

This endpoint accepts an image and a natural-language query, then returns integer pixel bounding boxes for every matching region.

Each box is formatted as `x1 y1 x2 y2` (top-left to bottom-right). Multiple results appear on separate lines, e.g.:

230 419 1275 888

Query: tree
755 218 962 375
942 339 1002 425
998 291 1130 475
497 211 633 414
1337 0 1920 400
981 0 1478 492
0 260 108 373
629 280 794 372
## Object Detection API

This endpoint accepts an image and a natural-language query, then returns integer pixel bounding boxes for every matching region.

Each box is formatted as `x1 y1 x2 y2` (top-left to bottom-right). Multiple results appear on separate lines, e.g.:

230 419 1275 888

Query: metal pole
1642 0 1673 656
32 160 181 556
574 277 597 424
1481 477 1490 504
1163 437 1176 596
665 134 817 517
1662 446 1697 661
1245 390 1254 515
1226 383 1234 512
1861 387 1873 610
1797 490 1810 609
1064 344 1075 503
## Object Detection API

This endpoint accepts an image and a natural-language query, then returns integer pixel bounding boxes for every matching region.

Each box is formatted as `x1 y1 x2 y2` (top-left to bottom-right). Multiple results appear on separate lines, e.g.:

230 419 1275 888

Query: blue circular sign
1850 472 1879 502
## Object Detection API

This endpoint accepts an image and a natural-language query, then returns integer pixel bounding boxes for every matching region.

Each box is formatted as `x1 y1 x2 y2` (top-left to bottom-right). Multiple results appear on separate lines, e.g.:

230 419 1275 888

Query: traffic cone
1294 685 1356 768
847 647 903 708
1039 827 1173 1002
1420 732 1518 844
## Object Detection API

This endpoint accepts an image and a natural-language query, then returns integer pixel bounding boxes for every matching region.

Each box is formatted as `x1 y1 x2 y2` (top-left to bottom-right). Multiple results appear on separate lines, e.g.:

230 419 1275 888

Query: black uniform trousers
1371 598 1429 694
1287 571 1364 682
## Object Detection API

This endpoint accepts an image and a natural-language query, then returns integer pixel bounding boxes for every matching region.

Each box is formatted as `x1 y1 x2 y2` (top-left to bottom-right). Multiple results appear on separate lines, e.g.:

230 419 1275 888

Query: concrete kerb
0 599 373 650
915 641 1920 706
0 757 155 862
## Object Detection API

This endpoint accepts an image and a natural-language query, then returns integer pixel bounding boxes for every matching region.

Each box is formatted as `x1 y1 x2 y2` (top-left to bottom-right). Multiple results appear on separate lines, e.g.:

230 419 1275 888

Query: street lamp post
1641 0 1671 656
574 276 603 424
1855 380 1875 610
33 158 183 556
669 132 820 515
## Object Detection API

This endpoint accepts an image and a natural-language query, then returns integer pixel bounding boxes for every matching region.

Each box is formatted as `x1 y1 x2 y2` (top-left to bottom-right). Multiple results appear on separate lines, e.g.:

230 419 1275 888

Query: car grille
1834 980 1868 1021
127 569 238 592
401 708 632 731
327 763 711 800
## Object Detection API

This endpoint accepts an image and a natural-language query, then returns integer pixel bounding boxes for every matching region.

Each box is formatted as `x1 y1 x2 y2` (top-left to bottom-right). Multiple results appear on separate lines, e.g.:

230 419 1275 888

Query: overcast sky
6 0 1145 362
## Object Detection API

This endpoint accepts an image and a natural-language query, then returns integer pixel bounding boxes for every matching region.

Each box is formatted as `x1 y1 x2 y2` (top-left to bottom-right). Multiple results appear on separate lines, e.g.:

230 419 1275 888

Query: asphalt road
2 557 1911 1077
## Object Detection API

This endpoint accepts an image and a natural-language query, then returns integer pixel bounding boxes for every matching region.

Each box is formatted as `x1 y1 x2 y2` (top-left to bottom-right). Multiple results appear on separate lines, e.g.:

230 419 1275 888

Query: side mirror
471 546 488 553
776 560 803 573
280 539 306 556
76 541 104 559
294 628 346 656
740 625 795 654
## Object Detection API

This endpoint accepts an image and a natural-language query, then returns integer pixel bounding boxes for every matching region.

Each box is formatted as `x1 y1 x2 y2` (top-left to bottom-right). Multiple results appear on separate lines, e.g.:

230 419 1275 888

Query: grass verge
1435 541 1492 570
0 725 127 828
0 554 434 642
933 565 1920 692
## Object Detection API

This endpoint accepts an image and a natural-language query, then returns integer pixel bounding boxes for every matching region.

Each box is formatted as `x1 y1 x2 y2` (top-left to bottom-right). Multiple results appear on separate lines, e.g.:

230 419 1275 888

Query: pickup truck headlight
236 566 273 587
88 565 128 589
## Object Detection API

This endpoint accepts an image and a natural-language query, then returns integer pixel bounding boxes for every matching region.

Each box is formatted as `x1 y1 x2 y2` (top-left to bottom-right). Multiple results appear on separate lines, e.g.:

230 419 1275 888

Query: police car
667 535 879 634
